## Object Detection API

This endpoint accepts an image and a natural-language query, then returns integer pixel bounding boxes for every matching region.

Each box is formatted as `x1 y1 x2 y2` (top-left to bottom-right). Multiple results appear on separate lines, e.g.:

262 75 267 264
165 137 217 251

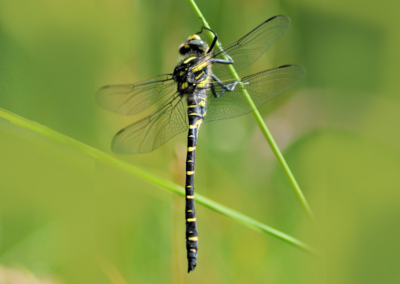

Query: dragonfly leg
195 18 218 54
206 29 218 54
210 44 234 65
210 82 218 98
210 57 233 65
211 74 249 98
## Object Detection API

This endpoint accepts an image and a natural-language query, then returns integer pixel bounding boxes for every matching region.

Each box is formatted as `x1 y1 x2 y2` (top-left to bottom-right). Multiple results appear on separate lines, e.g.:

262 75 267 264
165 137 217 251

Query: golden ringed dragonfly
96 15 305 273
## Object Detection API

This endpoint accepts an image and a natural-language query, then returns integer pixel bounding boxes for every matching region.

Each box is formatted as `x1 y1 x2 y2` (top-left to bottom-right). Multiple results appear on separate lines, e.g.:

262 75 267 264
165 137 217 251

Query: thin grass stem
186 0 319 231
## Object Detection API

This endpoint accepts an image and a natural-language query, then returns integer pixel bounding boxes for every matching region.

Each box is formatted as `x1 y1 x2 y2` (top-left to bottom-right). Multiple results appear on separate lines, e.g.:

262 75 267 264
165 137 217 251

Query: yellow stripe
195 71 204 80
189 135 194 137
187 171 195 175
184 56 197 64
188 105 197 108
199 100 206 107
192 62 207 72
197 81 207 88
197 76 209 88
187 35 201 41
187 195 194 199
188 160 193 162
189 112 197 116
203 111 207 116
189 119 202 129
188 237 198 241
187 210 193 212
190 249 197 252
187 218 196 222
182 82 188 89
187 185 192 188
188 146 196 151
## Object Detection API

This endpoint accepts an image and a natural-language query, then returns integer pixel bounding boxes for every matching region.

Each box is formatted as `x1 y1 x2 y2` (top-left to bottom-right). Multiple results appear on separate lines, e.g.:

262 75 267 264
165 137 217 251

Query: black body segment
96 15 305 273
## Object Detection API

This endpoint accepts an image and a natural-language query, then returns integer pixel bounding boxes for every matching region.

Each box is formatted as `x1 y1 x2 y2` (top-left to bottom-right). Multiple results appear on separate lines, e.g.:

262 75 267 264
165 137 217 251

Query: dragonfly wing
96 74 176 115
211 15 290 79
111 93 188 154
204 65 305 122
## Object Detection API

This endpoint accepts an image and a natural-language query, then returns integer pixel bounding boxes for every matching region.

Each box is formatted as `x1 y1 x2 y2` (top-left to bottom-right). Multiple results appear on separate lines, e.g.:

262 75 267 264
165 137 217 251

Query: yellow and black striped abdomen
184 98 203 272
184 90 207 272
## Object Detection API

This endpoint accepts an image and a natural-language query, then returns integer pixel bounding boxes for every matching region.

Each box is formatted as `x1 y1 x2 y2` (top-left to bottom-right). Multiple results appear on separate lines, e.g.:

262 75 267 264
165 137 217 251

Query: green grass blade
0 107 320 256
186 0 319 230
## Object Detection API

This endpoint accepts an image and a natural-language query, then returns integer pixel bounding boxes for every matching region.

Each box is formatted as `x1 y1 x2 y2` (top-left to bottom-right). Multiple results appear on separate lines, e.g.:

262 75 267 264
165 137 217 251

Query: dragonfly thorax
173 55 210 95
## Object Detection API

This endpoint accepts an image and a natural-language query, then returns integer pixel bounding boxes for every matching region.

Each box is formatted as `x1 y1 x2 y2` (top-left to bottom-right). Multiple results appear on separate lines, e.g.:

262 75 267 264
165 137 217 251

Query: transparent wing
96 74 175 115
210 15 290 79
204 65 305 122
111 93 188 154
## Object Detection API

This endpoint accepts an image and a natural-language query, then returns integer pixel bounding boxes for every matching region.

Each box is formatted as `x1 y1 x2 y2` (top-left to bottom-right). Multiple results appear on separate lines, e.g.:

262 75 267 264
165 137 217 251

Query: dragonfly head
179 34 208 55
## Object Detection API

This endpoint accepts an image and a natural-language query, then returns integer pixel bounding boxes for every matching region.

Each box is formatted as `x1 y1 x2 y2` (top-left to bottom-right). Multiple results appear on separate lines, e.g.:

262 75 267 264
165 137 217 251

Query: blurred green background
0 0 399 283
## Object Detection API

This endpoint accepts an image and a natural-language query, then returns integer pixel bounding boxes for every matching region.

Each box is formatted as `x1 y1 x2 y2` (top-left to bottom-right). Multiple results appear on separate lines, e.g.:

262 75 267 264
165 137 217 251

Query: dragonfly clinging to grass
96 15 305 272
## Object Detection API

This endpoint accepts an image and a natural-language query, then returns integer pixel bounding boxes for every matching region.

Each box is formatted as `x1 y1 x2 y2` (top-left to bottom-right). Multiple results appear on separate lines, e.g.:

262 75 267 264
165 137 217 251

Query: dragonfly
96 15 305 272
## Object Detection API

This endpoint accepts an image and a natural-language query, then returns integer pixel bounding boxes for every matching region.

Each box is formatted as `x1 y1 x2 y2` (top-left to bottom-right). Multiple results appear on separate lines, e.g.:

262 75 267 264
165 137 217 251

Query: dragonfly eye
189 39 207 50
179 43 191 55
179 34 208 55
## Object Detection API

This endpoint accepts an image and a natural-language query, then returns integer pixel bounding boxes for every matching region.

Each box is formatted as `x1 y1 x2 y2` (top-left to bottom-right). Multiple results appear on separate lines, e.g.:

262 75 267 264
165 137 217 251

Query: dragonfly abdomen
185 88 207 272
185 116 199 272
